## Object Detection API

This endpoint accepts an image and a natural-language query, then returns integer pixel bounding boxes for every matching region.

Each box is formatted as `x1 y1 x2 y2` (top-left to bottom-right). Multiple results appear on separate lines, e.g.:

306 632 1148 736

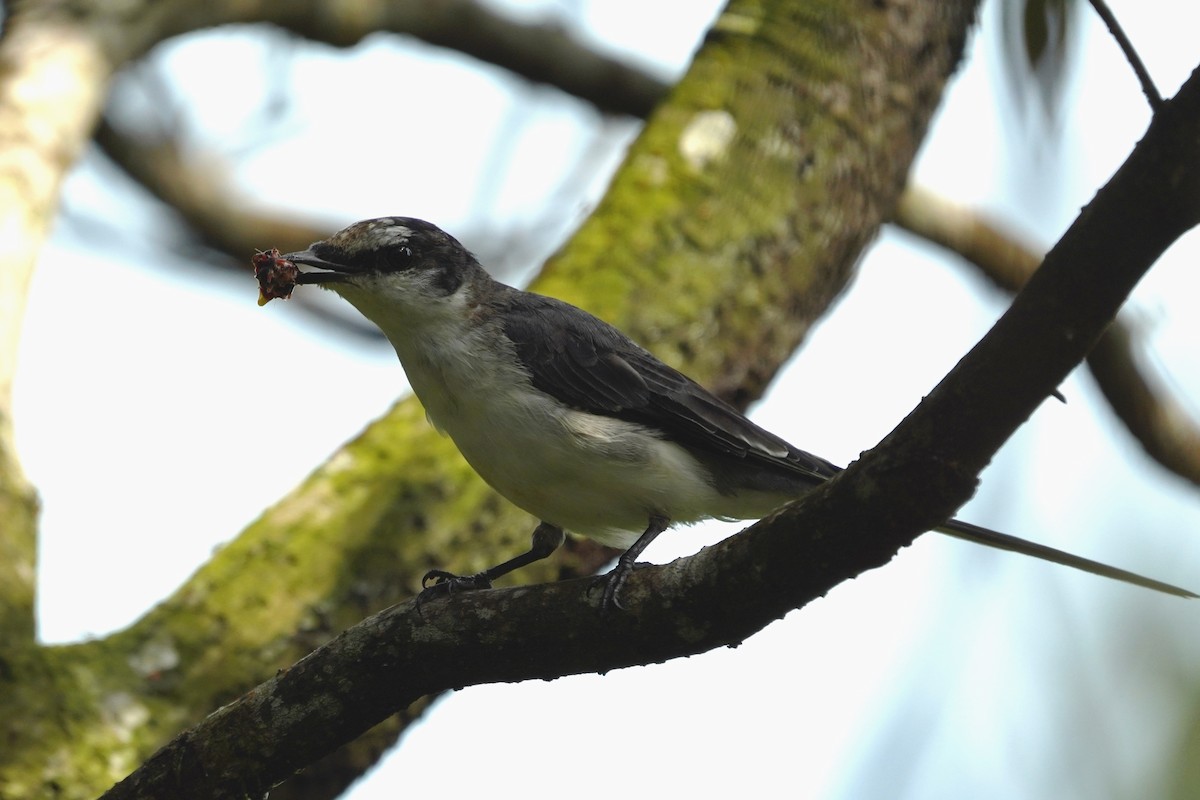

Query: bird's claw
417 569 493 608
598 560 651 613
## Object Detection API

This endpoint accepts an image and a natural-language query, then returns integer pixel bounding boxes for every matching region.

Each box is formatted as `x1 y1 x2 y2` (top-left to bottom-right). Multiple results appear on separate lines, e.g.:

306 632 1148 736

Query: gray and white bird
280 216 1194 608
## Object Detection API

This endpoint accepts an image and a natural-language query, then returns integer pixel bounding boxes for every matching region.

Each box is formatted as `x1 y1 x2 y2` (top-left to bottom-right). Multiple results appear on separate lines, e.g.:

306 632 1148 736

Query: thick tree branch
102 60 1200 800
894 186 1200 488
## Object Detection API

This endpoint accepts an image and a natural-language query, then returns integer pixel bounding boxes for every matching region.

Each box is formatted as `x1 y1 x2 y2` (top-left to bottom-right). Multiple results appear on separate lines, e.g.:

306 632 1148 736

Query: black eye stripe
310 216 477 295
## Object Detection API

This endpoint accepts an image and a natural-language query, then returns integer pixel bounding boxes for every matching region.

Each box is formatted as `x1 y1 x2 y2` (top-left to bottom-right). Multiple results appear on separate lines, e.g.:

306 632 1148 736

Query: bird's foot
599 513 668 613
599 559 651 613
418 569 493 605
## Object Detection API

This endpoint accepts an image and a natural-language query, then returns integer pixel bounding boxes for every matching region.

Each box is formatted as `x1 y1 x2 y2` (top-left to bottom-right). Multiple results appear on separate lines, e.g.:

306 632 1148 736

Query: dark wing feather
497 294 1200 598
499 291 838 482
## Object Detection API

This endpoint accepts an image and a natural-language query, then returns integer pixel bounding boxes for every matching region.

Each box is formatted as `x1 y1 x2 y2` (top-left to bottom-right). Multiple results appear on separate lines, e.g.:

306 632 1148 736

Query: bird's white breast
339 282 783 546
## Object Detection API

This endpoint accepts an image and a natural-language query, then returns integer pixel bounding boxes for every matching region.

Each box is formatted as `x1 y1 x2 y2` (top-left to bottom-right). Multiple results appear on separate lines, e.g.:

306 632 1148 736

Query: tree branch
267 0 672 118
99 0 669 117
102 60 1200 800
894 185 1200 488
1087 0 1163 110
93 117 329 257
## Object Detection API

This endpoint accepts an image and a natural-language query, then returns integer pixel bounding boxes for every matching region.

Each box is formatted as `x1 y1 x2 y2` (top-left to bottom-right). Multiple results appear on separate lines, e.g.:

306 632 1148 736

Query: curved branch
93 117 327 257
105 0 669 118
1087 0 1163 110
1086 323 1200 487
894 185 1200 488
268 0 672 118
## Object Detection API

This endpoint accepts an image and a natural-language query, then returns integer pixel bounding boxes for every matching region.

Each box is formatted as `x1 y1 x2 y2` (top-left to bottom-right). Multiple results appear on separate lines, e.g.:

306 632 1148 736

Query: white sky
12 1 1200 798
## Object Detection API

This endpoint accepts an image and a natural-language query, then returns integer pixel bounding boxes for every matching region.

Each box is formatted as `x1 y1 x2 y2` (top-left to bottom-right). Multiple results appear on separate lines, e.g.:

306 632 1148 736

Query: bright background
13 1 1200 798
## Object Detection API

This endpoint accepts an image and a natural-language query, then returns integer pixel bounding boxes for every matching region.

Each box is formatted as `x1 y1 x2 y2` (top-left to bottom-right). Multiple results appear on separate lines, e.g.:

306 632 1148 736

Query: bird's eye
400 246 412 258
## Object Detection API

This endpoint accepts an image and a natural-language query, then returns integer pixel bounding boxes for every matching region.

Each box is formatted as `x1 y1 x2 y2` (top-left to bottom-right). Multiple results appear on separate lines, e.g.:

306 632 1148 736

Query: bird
273 216 1195 608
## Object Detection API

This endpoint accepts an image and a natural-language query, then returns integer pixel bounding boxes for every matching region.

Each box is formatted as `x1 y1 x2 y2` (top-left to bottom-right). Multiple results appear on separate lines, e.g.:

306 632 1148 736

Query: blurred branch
94 117 325 257
0 5 112 648
102 62 1200 799
264 0 671 118
894 185 1200 489
894 185 1043 290
94 115 400 342
1087 0 1163 110
93 0 671 118
1087 324 1200 486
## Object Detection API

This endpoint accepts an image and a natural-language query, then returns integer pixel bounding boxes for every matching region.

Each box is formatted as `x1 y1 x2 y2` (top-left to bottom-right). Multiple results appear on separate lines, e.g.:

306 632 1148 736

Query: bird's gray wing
500 292 838 481
499 293 1198 599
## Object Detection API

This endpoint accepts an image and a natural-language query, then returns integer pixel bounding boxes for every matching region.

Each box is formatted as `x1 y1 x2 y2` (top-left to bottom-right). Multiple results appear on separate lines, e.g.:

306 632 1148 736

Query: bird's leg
420 522 565 599
601 513 670 611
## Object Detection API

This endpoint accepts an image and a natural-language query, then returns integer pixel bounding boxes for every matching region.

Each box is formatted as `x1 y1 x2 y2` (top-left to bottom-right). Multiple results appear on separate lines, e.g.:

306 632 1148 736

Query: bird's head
286 217 486 323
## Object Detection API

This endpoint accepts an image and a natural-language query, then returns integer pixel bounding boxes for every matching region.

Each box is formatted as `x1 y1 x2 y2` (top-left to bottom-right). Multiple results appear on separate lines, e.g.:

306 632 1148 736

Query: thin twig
1088 0 1164 110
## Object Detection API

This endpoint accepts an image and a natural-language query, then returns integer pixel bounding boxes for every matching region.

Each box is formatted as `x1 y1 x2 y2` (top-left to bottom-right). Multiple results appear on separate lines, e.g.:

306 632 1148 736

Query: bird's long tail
936 518 1196 598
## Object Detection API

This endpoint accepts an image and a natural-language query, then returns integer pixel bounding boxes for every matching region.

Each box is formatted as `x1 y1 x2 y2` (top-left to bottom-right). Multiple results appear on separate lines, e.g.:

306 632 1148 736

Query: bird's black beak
283 249 356 284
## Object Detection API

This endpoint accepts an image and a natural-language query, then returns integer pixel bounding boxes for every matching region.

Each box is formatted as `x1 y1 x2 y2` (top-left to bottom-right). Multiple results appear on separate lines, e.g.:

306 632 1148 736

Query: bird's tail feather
937 518 1196 598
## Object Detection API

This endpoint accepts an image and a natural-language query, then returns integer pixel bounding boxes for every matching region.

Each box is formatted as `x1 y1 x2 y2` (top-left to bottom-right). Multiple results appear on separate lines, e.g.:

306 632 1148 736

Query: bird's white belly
393 328 782 548
445 394 729 547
